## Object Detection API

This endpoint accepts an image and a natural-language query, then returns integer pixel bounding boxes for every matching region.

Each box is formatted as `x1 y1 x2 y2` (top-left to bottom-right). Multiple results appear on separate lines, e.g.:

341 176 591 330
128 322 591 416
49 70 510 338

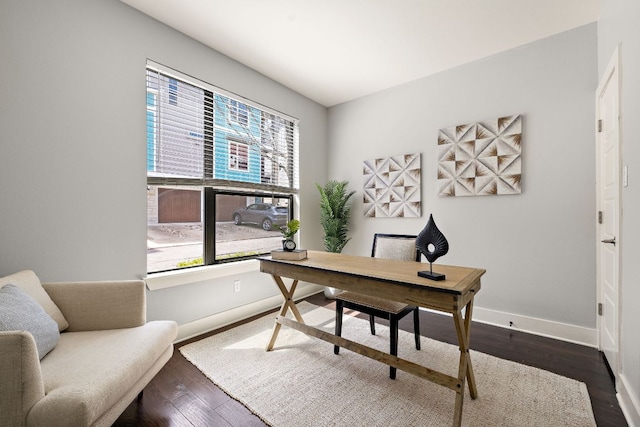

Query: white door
596 48 621 379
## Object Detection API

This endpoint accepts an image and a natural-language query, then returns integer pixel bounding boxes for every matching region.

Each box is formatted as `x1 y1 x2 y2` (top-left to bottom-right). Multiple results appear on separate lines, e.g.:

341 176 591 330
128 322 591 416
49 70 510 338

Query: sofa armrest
42 280 146 331
0 331 45 427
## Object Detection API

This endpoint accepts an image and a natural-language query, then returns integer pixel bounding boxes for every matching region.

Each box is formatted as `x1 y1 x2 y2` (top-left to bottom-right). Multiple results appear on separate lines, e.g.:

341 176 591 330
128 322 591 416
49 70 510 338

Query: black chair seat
336 292 412 314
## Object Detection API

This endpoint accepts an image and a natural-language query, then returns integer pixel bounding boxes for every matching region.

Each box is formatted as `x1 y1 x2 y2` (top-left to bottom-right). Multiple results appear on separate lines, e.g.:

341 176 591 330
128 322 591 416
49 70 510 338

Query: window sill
145 259 260 290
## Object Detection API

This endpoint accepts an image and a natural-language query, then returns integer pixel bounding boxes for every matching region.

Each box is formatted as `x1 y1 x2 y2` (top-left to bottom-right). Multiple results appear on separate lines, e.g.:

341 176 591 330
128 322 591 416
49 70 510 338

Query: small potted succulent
277 219 300 251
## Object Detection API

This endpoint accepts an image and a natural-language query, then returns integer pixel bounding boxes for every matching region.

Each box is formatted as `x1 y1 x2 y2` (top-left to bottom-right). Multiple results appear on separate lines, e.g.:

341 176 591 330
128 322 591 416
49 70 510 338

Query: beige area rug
180 302 596 427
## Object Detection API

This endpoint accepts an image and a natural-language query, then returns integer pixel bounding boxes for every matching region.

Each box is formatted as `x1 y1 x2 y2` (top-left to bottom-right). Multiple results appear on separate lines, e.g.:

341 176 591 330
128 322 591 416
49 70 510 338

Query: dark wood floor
114 293 627 426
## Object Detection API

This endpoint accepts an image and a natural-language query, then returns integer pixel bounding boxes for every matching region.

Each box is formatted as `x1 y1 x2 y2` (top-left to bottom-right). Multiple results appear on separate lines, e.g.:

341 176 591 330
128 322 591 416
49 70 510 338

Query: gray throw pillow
0 283 60 359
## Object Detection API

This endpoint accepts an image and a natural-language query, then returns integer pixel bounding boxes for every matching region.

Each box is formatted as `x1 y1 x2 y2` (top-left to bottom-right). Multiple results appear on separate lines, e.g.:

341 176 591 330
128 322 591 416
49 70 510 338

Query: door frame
595 46 621 378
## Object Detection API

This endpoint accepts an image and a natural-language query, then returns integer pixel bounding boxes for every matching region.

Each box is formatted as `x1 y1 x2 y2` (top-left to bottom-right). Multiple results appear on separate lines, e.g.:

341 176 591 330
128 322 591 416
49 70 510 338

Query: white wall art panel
438 115 522 197
363 153 421 217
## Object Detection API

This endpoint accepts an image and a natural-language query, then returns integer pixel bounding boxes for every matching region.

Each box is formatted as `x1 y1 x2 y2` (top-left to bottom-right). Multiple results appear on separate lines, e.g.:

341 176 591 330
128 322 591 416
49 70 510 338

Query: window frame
204 189 294 265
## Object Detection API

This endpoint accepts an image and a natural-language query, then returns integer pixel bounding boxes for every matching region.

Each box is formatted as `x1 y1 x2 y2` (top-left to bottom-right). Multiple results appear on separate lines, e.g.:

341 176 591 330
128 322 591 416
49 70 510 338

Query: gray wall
598 0 640 423
328 23 598 329
0 0 327 322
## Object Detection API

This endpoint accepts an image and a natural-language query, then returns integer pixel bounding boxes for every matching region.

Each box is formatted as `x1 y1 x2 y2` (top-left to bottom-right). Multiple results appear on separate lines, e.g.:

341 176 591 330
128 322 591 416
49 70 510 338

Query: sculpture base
418 270 446 281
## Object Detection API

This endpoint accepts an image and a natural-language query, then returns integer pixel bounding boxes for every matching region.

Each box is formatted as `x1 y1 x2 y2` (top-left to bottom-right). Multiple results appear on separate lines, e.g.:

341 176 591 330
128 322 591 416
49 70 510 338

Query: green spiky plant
316 180 356 253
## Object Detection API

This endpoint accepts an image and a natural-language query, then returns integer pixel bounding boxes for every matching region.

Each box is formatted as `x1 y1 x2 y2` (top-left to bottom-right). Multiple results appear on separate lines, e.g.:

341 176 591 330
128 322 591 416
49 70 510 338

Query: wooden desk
260 250 485 427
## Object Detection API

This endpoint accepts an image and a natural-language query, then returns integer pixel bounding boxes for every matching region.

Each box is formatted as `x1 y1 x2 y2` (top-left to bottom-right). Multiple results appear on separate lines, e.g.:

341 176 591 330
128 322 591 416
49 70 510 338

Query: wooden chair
333 233 421 379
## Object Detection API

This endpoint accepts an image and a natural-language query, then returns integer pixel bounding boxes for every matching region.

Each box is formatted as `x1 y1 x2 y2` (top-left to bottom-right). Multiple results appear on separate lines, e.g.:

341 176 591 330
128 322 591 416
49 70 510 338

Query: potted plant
316 180 355 297
276 219 300 251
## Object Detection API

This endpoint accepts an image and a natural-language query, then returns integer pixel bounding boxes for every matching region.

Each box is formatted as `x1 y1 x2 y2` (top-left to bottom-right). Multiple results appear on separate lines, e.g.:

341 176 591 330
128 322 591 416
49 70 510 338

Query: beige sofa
0 270 178 427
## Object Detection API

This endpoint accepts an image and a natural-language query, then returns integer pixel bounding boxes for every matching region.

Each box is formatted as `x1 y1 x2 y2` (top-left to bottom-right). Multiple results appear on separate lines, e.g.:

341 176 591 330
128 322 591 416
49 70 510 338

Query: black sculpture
416 214 449 281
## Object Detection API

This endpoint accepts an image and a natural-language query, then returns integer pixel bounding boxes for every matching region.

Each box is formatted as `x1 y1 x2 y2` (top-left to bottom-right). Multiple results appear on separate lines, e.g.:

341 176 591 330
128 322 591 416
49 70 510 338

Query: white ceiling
121 0 599 107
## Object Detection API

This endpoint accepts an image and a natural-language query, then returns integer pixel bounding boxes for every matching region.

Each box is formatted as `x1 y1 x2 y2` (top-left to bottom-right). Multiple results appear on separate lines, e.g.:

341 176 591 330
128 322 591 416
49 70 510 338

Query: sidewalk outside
147 222 281 272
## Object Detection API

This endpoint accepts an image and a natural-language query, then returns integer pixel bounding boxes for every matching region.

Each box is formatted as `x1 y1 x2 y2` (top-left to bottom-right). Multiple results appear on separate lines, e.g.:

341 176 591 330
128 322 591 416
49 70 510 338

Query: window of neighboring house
229 140 249 171
146 61 299 274
229 99 249 125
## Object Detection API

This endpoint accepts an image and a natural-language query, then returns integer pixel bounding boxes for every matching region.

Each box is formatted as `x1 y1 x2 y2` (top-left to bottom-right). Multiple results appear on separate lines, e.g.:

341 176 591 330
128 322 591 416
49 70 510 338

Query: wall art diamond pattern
437 115 522 197
363 153 421 217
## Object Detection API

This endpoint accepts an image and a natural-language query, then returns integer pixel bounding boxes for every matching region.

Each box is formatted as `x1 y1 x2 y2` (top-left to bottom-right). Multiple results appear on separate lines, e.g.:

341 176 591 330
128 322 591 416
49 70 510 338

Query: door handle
601 237 616 245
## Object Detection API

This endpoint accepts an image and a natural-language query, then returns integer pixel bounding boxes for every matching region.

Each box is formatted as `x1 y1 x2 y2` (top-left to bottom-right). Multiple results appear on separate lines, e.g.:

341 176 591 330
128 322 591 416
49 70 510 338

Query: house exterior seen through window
146 61 299 274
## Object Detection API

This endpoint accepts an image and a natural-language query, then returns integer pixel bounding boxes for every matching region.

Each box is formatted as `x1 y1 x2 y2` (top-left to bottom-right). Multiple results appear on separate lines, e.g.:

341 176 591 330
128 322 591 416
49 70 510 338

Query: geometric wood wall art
437 114 522 197
363 153 421 217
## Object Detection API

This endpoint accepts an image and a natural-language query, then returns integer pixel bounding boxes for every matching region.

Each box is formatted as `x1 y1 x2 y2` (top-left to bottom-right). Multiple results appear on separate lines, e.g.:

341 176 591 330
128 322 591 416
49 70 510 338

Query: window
228 140 249 171
229 99 249 125
213 192 292 262
146 61 299 274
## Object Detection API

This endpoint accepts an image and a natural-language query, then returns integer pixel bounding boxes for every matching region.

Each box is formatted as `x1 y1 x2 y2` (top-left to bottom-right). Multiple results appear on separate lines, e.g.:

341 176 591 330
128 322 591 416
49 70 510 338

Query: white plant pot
323 287 341 299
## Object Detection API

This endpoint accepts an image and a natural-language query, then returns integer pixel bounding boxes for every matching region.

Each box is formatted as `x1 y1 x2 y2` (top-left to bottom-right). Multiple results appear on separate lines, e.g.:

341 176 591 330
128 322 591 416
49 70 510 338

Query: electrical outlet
234 280 241 293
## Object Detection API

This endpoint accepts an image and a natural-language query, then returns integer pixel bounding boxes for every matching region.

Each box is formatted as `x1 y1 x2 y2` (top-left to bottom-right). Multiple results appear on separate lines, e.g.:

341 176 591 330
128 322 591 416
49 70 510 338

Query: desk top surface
260 250 485 295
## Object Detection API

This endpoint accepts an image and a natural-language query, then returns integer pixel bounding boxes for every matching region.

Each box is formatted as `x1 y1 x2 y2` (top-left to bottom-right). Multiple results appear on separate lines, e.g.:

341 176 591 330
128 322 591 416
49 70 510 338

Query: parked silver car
232 203 289 231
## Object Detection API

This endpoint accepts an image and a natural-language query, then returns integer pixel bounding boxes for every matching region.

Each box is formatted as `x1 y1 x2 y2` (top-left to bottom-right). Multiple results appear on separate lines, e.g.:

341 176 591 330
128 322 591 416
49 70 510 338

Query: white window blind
146 61 299 192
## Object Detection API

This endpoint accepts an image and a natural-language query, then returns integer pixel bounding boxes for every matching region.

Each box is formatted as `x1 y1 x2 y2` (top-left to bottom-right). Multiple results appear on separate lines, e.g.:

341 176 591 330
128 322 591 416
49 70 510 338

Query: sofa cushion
0 284 60 359
29 320 177 427
0 270 69 331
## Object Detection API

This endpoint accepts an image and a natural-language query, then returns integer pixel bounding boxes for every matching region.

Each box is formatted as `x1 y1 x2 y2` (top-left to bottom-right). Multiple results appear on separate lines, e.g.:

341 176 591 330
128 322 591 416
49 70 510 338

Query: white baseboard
618 373 640 427
175 282 323 343
472 306 597 347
